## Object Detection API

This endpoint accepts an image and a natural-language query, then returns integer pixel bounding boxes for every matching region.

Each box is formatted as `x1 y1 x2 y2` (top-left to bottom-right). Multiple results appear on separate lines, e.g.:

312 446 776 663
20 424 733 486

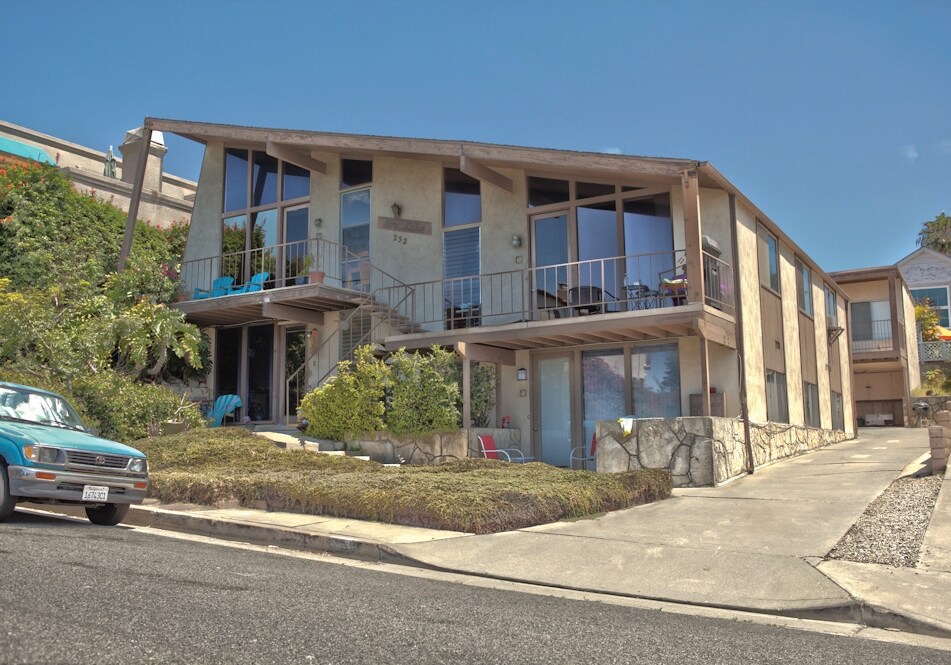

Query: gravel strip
827 474 943 567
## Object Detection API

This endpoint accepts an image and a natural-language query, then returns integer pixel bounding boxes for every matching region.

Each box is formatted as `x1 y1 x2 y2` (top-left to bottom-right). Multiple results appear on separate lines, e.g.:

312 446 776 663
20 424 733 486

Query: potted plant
300 255 324 284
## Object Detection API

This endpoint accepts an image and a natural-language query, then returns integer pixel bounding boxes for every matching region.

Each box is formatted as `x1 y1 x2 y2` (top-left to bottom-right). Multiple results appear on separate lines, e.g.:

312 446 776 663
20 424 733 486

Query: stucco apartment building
830 266 919 426
121 118 853 468
0 119 194 228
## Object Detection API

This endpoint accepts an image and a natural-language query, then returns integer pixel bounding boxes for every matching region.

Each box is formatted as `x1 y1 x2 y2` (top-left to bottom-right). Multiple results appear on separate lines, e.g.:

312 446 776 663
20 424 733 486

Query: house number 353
392 234 407 245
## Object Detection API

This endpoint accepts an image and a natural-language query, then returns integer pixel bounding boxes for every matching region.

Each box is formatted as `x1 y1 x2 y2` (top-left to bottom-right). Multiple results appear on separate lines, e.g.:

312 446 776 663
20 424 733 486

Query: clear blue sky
6 0 949 272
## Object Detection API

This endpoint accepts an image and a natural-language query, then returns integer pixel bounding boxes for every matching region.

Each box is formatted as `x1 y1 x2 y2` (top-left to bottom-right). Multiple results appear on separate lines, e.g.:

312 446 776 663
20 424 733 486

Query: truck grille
65 450 129 469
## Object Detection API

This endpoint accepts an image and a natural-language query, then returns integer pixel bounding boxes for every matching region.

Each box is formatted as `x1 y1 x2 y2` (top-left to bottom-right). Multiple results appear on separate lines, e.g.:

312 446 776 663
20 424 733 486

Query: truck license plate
82 485 109 502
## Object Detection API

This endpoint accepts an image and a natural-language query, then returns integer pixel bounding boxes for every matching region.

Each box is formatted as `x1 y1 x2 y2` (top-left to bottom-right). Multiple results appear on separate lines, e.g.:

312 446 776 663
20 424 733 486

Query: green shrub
72 371 205 442
386 345 460 434
299 345 389 440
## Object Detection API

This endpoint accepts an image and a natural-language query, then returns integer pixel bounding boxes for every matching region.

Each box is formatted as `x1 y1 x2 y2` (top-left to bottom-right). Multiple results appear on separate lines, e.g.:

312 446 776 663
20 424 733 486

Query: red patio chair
477 434 534 463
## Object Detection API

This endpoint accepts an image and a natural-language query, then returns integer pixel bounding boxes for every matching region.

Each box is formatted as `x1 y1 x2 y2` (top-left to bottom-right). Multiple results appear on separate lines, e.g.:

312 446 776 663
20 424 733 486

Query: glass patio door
283 205 309 286
535 355 572 467
532 212 569 315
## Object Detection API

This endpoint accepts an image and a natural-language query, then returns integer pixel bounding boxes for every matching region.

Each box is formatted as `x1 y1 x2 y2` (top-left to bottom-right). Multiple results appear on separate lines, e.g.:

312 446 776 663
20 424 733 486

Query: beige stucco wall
734 202 766 421
182 143 225 266
853 370 906 401
903 284 921 388
839 279 890 304
813 275 833 429
698 187 733 264
779 243 805 425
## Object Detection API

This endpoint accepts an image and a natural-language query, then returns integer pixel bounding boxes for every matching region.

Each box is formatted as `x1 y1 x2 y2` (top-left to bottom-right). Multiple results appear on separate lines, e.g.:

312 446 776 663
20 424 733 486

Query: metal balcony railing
851 319 893 352
179 235 381 299
371 249 734 332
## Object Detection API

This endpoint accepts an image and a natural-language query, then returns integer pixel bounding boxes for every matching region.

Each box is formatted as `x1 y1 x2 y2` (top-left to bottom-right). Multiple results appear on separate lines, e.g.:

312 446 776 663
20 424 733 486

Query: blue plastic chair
209 394 243 428
229 272 269 295
193 276 235 300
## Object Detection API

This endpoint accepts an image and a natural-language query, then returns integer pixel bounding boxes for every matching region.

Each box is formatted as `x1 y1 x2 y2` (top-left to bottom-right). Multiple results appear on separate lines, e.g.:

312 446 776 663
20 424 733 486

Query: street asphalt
10 426 951 643
2 510 950 664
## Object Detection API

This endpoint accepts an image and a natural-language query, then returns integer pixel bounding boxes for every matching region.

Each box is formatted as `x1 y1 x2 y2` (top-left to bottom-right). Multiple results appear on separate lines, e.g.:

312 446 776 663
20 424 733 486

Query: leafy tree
0 160 202 381
387 345 460 434
916 302 941 341
299 346 389 440
916 212 951 255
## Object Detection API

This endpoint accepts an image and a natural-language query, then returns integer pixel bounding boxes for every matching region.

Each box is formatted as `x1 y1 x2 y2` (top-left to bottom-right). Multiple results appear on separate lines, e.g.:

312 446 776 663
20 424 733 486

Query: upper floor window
911 287 950 327
340 159 372 190
795 258 813 316
825 283 838 326
444 168 481 227
223 148 310 212
757 224 780 293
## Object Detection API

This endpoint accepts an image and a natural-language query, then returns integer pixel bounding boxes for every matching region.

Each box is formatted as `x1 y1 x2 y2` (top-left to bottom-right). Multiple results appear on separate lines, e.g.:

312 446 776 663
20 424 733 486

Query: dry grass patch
136 429 671 534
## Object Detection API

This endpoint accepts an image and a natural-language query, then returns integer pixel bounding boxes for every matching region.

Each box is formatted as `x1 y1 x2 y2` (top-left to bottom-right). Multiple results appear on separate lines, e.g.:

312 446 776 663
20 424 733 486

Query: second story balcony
174 237 735 344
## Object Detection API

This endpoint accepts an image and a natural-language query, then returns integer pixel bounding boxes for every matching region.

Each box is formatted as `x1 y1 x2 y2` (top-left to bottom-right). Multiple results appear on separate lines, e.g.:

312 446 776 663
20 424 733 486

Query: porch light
511 234 522 249
391 202 402 218
516 368 528 381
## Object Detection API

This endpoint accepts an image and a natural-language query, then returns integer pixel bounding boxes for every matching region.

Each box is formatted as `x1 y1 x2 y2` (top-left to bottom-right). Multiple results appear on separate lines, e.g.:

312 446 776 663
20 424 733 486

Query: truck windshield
0 386 86 431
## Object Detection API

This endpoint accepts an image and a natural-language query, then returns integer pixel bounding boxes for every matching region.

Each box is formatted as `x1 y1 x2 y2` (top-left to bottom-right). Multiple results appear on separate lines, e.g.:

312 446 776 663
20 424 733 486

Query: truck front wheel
0 462 16 522
85 503 130 526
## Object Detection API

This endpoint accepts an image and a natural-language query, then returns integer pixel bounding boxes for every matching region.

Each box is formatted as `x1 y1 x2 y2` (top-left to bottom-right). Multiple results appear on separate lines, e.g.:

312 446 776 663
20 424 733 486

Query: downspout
728 193 754 474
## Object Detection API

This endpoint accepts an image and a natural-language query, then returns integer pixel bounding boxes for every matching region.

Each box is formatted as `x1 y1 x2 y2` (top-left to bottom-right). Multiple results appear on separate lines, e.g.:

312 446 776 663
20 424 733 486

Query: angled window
795 258 813 316
340 159 372 190
831 391 844 431
825 283 838 327
766 370 789 423
757 223 780 293
444 168 481 227
803 382 820 427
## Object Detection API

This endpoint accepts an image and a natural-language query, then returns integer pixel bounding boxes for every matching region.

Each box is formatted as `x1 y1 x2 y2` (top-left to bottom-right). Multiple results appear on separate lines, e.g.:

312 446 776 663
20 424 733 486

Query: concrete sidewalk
22 427 951 637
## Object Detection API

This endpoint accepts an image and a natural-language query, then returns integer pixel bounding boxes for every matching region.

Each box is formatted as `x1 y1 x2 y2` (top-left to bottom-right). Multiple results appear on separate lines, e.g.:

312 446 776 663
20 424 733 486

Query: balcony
850 319 894 352
175 238 734 342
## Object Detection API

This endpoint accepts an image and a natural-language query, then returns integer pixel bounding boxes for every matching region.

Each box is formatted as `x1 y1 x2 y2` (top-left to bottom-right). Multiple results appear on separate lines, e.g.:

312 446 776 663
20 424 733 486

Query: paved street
1 511 948 664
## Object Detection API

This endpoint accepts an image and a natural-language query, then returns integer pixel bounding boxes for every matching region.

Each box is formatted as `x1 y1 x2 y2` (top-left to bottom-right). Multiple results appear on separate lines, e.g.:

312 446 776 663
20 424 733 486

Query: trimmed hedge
135 429 673 534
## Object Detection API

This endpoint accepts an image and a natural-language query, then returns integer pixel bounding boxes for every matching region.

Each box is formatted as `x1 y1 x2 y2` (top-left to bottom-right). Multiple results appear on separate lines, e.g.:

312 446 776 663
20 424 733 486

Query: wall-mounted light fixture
511 234 522 249
313 217 323 227
391 202 402 218
516 367 528 381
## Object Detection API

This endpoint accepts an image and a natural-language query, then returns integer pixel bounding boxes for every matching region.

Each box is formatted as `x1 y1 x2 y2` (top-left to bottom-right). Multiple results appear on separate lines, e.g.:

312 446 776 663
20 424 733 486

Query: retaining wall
596 417 850 487
347 428 522 465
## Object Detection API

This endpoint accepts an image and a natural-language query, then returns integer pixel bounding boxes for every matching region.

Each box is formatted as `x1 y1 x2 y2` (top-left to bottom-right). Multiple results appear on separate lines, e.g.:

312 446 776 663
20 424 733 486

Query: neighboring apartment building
0 119 194 228
830 266 920 426
898 246 951 365
123 117 853 466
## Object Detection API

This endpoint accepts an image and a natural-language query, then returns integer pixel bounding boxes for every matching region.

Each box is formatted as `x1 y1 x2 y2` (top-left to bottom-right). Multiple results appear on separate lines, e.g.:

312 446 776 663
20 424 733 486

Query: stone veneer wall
596 417 850 487
929 405 951 475
347 428 521 465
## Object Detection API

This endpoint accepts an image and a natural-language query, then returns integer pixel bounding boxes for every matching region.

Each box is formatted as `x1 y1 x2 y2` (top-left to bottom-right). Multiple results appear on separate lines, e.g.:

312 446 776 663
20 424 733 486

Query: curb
21 502 951 640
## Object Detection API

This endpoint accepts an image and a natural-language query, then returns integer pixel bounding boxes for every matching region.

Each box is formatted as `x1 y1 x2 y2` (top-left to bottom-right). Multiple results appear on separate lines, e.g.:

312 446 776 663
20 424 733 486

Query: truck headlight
23 445 65 464
129 458 147 473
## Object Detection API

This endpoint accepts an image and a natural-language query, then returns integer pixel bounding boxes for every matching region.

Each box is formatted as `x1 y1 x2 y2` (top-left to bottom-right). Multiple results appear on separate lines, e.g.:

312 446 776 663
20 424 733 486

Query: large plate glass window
850 300 892 350
219 147 311 289
803 382 820 427
631 344 681 417
911 287 950 327
443 227 481 328
340 159 372 291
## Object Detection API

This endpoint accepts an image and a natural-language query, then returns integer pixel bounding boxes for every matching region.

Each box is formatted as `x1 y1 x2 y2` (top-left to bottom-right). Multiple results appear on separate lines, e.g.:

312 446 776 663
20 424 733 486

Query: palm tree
916 212 951 254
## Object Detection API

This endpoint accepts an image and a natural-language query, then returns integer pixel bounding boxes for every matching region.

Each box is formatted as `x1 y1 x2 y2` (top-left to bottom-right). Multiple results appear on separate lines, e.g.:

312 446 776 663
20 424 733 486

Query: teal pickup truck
0 381 148 525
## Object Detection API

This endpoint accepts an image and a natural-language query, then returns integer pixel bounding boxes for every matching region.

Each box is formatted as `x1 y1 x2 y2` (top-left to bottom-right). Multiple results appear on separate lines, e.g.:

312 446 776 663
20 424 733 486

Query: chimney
118 127 168 193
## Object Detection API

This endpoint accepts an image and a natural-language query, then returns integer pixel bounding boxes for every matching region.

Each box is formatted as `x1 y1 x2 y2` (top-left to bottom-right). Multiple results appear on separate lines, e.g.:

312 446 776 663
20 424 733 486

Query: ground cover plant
136 429 672 534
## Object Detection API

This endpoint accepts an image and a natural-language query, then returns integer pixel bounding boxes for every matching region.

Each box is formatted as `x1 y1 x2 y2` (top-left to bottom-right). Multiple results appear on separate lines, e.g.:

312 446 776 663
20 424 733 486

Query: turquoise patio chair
228 272 270 295
193 276 235 300
208 394 243 428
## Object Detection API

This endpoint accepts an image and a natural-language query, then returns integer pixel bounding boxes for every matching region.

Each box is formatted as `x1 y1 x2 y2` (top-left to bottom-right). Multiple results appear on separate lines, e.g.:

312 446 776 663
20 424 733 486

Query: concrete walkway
22 427 951 637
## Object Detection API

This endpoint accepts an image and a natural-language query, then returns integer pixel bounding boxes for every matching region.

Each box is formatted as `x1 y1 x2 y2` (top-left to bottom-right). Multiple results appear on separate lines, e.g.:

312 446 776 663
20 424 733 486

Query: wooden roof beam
266 140 327 174
460 155 513 193
262 302 325 326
